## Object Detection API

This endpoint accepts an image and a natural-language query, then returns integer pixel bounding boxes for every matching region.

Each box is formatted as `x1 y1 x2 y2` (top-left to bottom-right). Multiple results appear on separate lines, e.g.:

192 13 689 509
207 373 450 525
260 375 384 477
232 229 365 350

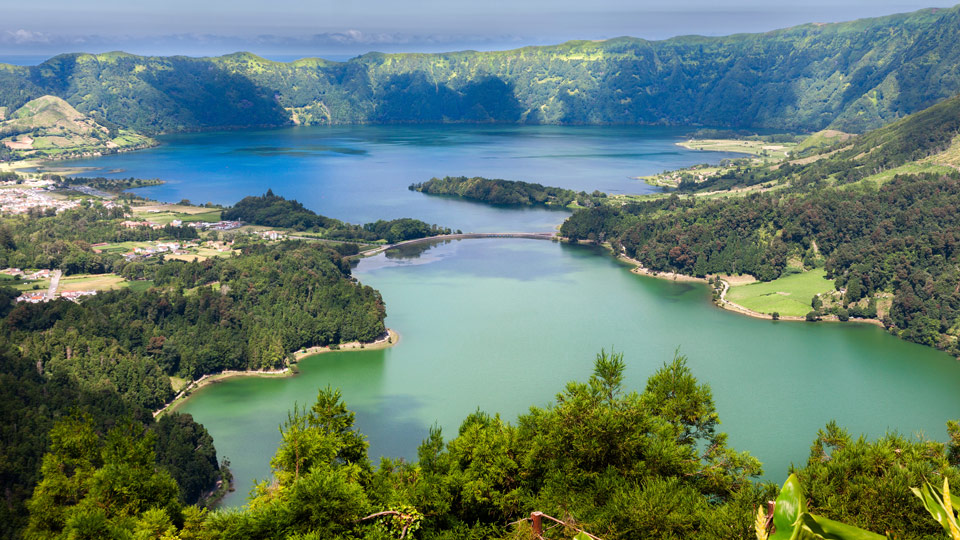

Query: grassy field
165 246 237 262
58 273 126 292
0 274 49 293
845 162 955 190
133 209 222 225
132 203 222 225
125 280 155 293
679 139 796 160
95 241 154 254
726 268 835 317
793 129 853 155
11 279 50 292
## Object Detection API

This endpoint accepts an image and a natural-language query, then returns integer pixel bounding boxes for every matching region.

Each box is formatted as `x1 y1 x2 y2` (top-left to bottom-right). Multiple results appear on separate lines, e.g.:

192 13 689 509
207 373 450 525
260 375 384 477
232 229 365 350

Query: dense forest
2 6 960 134
12 350 960 539
6 240 386 409
559 87 960 354
0 199 393 539
409 176 605 208
0 336 225 539
223 190 454 242
564 172 960 350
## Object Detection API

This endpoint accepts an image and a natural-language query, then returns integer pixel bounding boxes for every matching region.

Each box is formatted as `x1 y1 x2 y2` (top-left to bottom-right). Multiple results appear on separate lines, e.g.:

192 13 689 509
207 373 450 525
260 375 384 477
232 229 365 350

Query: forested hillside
409 176 605 207
0 95 153 160
0 201 391 539
560 90 960 354
223 190 454 241
14 351 960 539
2 5 960 133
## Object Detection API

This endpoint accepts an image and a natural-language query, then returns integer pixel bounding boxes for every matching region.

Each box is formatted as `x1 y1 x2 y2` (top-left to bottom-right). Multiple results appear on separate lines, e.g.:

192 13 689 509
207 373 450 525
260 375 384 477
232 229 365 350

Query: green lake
176 238 960 507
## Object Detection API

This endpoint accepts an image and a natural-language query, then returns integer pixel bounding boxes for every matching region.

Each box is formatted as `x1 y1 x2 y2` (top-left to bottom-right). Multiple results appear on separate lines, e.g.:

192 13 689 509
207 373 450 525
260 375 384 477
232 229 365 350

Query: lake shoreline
1 142 158 176
610 248 885 328
156 328 399 417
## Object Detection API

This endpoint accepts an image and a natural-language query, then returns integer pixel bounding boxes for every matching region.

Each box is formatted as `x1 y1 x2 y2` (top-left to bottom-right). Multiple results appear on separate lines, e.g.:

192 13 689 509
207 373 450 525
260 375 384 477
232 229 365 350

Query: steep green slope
2 6 960 134
0 95 152 158
560 93 960 354
668 92 960 192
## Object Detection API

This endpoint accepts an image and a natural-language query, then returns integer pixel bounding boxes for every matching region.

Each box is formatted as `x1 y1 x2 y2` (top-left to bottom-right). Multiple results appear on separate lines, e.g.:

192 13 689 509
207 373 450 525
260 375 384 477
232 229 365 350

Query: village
0 174 297 305
6 229 289 304
0 177 125 214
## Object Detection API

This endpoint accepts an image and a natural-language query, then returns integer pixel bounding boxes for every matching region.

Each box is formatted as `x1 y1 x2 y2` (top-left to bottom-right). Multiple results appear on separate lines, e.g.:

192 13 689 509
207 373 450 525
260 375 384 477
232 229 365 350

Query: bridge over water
359 232 557 257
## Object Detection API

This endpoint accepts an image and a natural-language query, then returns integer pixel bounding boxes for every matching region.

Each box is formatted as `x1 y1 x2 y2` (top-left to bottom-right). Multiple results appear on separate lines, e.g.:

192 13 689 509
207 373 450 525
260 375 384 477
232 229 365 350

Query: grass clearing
94 241 153 254
125 280 155 293
169 376 189 392
12 278 50 292
58 273 126 292
726 268 834 317
679 139 796 160
132 209 222 225
844 162 955 190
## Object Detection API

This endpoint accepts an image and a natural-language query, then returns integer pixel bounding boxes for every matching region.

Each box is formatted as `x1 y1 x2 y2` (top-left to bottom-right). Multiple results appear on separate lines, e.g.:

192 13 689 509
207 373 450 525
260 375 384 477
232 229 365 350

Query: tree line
410 176 605 208
16 350 960 539
223 189 453 241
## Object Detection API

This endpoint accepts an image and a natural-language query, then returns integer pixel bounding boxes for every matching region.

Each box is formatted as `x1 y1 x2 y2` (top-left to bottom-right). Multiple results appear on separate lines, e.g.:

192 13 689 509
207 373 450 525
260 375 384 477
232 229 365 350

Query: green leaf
911 482 960 533
771 474 807 540
795 513 887 540
573 533 592 540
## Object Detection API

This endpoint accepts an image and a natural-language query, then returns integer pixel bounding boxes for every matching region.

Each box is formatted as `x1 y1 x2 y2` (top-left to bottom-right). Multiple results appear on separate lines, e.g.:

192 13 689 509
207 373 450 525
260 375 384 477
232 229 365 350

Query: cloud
3 29 52 45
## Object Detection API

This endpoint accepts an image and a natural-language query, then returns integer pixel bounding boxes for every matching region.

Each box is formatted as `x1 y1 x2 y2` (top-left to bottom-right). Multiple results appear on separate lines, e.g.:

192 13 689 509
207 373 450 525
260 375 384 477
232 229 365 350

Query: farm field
58 273 126 292
726 268 835 317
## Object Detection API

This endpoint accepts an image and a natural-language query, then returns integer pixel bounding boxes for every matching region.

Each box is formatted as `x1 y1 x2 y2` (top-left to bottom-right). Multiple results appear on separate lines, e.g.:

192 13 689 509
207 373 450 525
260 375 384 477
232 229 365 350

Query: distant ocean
260 54 357 63
0 53 359 65
0 55 54 66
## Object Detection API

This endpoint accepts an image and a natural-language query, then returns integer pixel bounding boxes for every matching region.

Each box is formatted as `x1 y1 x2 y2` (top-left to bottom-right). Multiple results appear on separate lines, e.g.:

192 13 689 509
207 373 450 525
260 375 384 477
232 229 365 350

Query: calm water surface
63 125 738 232
69 125 960 507
178 239 960 507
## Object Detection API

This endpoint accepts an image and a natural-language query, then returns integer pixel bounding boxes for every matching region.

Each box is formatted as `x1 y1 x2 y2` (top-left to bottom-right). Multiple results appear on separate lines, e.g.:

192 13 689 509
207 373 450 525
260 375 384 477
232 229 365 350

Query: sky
1 0 957 60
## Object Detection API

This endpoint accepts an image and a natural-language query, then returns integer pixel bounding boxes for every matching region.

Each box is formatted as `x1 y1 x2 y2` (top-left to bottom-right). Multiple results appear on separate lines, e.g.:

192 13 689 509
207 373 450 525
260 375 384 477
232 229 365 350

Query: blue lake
64 124 736 232
62 125 960 508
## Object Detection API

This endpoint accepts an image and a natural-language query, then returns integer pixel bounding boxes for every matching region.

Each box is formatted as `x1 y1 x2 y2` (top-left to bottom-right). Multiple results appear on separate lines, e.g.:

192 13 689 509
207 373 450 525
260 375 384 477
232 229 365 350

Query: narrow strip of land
358 232 557 257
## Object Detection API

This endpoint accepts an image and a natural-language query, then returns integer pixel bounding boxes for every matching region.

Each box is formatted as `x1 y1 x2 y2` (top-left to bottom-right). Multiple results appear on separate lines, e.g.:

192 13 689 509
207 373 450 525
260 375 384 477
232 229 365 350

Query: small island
409 175 606 208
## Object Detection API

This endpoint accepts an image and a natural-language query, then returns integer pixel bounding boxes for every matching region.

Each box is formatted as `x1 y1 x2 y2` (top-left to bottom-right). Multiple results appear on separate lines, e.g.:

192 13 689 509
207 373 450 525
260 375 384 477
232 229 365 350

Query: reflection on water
60 124 741 232
181 239 960 509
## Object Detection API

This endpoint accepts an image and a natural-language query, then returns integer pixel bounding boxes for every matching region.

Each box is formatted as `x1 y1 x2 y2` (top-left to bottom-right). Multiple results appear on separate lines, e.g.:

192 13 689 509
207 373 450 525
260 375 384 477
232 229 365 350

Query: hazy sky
1 0 957 58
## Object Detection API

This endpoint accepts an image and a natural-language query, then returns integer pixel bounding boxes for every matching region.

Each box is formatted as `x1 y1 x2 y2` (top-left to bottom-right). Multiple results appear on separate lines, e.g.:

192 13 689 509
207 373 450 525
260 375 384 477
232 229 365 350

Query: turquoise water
63 125 738 232
178 239 960 507
68 125 960 508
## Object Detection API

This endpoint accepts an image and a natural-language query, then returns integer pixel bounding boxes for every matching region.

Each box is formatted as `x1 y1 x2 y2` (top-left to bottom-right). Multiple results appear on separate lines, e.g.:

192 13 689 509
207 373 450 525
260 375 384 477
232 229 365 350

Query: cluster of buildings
0 187 80 214
5 267 98 304
258 230 285 241
120 219 243 231
193 220 242 231
1 268 50 280
15 289 97 304
121 220 165 229
123 241 195 261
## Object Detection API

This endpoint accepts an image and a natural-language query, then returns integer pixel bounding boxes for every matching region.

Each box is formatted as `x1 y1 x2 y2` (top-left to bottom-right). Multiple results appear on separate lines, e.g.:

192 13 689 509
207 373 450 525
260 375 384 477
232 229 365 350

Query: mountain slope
2 6 960 134
560 93 960 354
0 95 152 158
